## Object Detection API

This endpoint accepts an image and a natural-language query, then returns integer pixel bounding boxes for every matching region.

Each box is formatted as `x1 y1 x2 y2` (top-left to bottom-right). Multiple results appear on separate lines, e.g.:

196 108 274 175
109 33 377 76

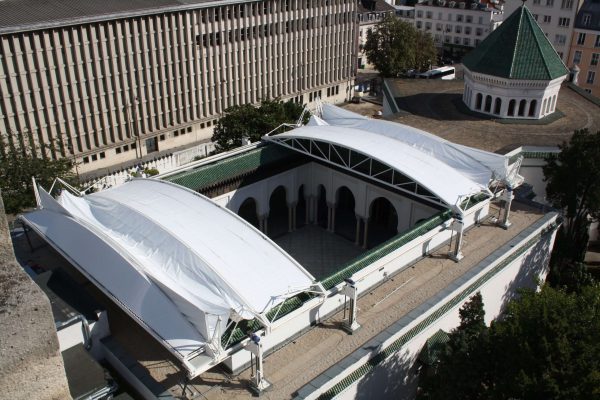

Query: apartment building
0 0 357 174
357 0 397 70
414 0 504 60
505 0 584 62
567 0 600 96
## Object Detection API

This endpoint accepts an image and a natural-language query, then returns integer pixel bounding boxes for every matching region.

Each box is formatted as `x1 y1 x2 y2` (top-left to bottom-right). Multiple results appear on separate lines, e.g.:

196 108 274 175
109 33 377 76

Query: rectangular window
533 0 540 4
417 10 423 18
558 17 570 27
426 11 433 18
131 143 136 150
546 0 554 6
574 50 582 64
533 14 539 21
99 152 105 159
91 154 97 161
592 53 600 66
456 15 463 22
463 37 470 46
554 34 566 45
465 26 471 35
455 25 462 34
123 145 129 151
466 15 472 23
583 14 592 27
160 134 166 141
83 156 89 164
543 15 551 23
596 35 600 47
587 70 595 84
577 32 586 45
115 148 121 154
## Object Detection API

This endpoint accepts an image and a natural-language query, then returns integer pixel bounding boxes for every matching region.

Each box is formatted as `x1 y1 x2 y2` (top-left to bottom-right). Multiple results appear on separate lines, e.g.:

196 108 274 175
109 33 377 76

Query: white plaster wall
327 218 558 400
213 162 440 229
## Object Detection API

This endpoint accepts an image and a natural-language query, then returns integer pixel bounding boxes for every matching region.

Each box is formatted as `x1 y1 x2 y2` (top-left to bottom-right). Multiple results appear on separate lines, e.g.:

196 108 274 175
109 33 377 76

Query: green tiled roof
164 145 298 191
463 6 568 80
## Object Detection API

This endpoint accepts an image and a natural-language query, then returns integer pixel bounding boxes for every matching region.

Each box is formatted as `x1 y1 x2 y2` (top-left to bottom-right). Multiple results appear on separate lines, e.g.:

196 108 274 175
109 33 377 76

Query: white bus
418 66 455 80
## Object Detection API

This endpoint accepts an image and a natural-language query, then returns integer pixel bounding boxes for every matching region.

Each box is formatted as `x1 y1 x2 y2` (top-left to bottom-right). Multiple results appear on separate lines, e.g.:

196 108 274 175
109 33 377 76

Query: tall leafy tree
544 129 600 263
212 99 307 153
418 285 600 400
363 16 437 77
0 131 75 214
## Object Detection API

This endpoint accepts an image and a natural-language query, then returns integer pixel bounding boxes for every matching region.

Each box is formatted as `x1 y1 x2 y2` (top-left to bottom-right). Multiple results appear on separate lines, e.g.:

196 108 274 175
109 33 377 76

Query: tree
544 129 600 263
418 285 600 400
211 99 307 153
0 131 75 214
363 16 437 77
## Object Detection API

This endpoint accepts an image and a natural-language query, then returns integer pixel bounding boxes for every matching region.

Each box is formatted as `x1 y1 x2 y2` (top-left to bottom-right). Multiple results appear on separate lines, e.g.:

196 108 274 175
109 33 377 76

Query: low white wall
308 214 558 400
57 311 110 360
223 200 490 373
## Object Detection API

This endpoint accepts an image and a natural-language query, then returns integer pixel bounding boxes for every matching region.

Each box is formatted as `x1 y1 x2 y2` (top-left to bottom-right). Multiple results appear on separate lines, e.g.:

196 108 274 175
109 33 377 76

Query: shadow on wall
498 229 553 315
354 348 418 400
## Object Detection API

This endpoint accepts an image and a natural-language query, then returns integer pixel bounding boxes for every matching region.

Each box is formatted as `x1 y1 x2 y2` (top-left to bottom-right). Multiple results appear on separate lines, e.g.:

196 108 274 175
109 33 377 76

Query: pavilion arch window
518 99 526 116
542 98 547 115
484 95 492 113
494 98 501 115
508 99 516 116
528 100 537 117
475 93 482 110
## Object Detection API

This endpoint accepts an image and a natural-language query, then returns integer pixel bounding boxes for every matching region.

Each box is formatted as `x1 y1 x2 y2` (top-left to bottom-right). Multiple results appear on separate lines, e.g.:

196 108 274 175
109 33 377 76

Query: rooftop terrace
12 199 547 399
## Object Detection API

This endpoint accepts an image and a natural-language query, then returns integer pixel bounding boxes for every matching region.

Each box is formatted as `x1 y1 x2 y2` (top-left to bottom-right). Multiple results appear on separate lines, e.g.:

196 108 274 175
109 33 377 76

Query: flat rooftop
385 79 600 153
16 201 541 399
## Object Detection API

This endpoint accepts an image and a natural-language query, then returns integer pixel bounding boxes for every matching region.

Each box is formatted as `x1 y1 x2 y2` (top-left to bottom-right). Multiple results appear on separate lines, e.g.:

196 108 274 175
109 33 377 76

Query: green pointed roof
463 5 568 80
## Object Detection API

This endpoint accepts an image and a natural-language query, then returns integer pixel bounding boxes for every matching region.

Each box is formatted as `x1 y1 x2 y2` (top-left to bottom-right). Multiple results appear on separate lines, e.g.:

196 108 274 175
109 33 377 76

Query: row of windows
416 10 485 25
434 34 480 47
196 13 351 46
576 33 600 47
573 51 600 67
531 14 570 27
82 150 107 164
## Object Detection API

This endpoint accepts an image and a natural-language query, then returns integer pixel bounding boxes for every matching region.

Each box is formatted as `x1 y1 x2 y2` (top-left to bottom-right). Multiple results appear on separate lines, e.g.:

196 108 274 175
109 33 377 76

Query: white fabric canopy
317 104 510 186
22 180 315 359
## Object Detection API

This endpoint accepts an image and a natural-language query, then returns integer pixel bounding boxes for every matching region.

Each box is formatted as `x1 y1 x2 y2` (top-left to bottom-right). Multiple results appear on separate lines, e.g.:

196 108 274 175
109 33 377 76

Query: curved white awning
21 180 316 369
266 104 510 212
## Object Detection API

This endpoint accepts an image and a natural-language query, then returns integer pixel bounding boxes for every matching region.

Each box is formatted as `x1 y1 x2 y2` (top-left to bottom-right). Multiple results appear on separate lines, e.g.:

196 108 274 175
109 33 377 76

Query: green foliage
363 16 438 77
418 285 600 400
544 129 600 263
143 168 159 176
0 131 75 214
211 99 308 153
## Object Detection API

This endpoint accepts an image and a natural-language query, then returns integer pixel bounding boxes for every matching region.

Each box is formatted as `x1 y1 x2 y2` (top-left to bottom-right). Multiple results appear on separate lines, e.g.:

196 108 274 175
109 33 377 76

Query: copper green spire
462 5 568 80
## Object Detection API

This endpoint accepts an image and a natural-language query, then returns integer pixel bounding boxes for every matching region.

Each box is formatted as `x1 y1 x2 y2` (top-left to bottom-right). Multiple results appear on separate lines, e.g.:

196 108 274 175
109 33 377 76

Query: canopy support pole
341 278 360 333
499 188 514 230
448 215 464 262
247 333 271 394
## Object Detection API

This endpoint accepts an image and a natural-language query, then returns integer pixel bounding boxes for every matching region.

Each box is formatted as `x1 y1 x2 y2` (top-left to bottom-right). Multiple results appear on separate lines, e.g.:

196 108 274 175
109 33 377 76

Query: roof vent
459 2 466 8
471 2 478 8
449 1 456 7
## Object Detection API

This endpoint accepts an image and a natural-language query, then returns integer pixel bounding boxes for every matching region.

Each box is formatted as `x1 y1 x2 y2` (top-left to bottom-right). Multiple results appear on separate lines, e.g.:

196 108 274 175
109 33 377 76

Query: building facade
504 0 584 62
357 0 396 70
0 0 357 174
566 0 600 96
414 0 504 59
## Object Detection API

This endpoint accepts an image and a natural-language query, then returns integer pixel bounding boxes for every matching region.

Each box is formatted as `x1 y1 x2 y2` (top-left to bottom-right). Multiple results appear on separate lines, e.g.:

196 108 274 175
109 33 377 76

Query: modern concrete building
504 0 585 62
566 0 600 96
0 0 357 174
414 0 504 59
357 0 397 70
462 5 568 119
